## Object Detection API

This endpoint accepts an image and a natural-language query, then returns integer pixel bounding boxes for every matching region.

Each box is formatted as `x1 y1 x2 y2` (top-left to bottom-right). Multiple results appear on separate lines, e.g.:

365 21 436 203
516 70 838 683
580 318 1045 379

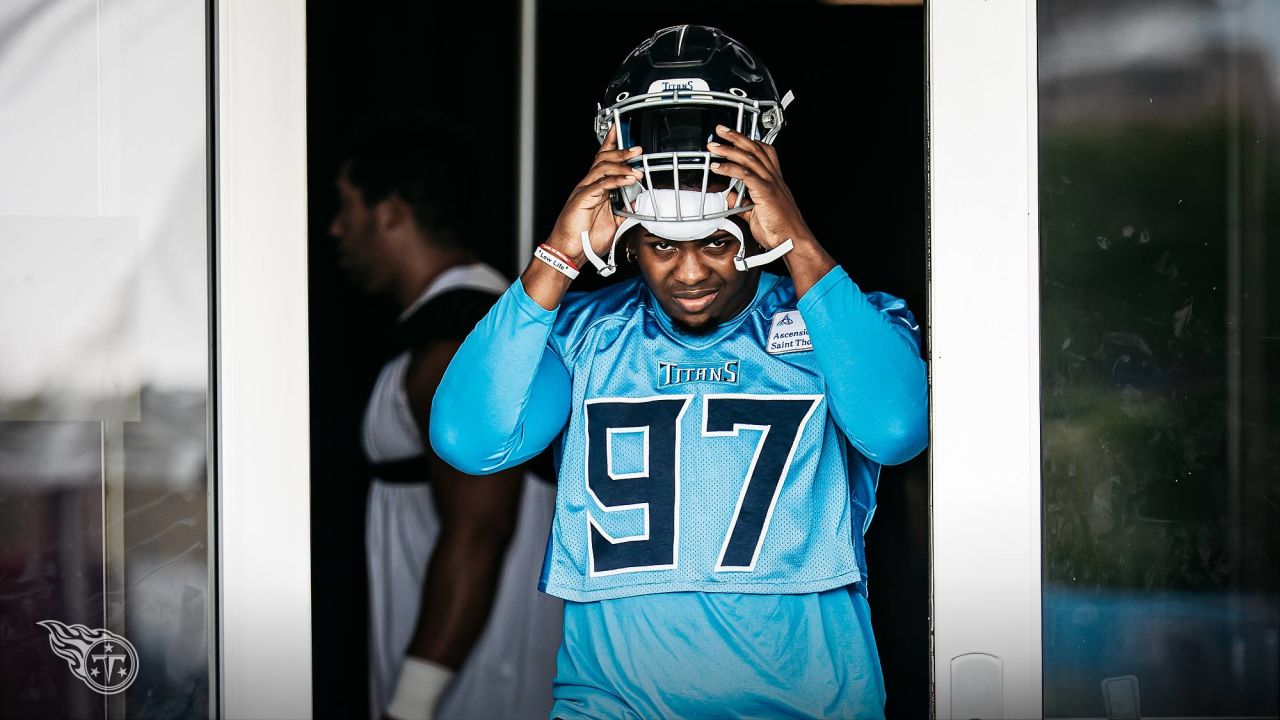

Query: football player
431 26 927 718
331 117 561 720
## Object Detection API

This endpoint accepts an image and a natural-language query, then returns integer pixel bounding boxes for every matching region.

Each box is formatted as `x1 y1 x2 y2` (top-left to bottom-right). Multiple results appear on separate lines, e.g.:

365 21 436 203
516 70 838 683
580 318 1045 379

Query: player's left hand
708 125 814 250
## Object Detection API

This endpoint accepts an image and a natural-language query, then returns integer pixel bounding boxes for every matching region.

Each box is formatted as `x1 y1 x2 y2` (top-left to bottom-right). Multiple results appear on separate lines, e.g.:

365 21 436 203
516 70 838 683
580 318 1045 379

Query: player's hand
709 125 814 250
547 123 642 264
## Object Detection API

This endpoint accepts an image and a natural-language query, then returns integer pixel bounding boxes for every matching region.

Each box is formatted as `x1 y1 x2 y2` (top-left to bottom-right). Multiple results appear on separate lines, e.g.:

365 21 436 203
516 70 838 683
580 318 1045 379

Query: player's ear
622 226 646 263
375 195 411 233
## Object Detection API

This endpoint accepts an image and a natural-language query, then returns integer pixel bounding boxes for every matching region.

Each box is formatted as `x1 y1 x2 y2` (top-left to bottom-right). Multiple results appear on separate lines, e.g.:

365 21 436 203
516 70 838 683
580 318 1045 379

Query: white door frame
208 0 1046 716
928 1 1042 718
214 0 312 717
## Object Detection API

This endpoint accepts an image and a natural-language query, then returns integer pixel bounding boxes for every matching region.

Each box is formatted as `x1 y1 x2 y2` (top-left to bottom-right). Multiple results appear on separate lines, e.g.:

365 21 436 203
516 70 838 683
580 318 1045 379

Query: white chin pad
635 189 727 241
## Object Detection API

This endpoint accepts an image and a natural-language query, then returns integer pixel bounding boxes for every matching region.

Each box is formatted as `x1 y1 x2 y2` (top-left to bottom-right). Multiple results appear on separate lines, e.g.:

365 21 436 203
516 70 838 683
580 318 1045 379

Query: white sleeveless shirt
362 263 561 720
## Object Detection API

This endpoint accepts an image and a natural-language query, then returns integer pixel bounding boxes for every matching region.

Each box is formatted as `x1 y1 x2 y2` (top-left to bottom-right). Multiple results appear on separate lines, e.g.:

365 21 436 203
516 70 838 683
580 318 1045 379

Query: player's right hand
546 123 642 264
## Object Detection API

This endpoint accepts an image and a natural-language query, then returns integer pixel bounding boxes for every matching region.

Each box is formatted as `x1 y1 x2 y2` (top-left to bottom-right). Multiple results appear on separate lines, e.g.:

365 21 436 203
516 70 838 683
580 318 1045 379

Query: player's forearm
405 525 512 669
430 280 571 474
519 252 576 311
799 266 928 465
782 234 838 299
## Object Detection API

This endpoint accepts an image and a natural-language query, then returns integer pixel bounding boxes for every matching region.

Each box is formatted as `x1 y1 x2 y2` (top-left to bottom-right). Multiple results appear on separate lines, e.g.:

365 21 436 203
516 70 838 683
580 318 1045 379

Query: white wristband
534 244 580 279
385 656 455 720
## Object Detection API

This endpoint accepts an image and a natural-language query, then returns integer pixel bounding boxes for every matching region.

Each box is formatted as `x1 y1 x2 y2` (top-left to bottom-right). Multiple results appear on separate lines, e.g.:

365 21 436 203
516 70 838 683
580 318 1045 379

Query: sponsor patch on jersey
766 310 812 354
658 359 739 387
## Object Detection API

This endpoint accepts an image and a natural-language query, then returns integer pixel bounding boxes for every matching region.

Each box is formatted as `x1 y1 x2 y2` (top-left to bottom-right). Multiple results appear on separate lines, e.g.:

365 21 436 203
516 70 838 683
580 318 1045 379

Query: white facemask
580 189 793 276
634 189 729 241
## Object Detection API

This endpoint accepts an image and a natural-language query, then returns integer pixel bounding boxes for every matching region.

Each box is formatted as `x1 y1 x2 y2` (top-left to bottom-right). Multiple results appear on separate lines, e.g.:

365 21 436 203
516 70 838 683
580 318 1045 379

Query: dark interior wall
308 3 925 718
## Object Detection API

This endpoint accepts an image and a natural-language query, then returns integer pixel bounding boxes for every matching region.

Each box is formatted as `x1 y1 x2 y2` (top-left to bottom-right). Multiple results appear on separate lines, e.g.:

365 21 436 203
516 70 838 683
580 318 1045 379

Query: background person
329 116 561 720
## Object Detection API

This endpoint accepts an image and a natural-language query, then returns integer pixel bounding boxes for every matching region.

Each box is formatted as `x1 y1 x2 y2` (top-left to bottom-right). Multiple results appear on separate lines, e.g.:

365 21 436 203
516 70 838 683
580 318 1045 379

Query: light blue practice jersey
542 271 904 601
431 265 927 718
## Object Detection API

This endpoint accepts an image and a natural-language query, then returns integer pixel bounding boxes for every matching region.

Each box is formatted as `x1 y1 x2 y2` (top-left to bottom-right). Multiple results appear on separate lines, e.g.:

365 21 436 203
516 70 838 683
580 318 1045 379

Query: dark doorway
533 6 928 716
307 4 521 718
308 3 926 717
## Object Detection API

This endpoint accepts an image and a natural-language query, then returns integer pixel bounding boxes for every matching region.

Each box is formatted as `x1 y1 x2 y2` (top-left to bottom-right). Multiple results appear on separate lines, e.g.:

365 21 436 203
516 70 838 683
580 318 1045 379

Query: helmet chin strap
580 228 620 277
734 235 795 271
579 190 795 276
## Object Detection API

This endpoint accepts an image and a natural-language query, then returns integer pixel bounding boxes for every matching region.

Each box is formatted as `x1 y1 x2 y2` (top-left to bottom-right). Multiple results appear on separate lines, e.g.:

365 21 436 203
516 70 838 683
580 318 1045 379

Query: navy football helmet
584 25 795 276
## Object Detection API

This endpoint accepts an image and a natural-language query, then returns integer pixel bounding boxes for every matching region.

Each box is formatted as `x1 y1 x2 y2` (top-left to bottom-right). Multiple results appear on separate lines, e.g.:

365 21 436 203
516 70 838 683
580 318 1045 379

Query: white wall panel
216 0 312 717
928 1 1042 717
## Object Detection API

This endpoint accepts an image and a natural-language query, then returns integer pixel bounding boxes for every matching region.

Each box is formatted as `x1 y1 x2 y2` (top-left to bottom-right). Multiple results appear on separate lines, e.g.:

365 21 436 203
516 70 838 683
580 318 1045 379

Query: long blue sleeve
430 279 572 475
797 266 928 465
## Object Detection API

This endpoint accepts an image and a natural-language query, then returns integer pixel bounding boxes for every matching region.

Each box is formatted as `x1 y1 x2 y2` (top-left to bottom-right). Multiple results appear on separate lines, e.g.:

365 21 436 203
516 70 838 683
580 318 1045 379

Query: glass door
931 1 1280 717
0 1 312 717
1038 1 1279 716
0 1 214 716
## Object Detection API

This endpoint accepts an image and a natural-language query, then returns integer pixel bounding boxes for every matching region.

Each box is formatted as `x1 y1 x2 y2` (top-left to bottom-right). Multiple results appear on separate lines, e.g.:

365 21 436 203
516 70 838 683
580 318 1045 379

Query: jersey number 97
584 394 823 576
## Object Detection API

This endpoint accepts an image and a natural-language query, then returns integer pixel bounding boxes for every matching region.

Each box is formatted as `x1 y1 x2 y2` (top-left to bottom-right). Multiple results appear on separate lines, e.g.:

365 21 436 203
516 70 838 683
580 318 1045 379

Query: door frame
213 0 312 717
210 0 1048 716
927 1 1043 718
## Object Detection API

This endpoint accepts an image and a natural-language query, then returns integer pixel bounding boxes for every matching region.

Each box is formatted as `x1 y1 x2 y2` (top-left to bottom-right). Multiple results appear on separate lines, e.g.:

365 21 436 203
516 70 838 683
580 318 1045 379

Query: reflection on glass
1039 0 1279 716
0 1 212 717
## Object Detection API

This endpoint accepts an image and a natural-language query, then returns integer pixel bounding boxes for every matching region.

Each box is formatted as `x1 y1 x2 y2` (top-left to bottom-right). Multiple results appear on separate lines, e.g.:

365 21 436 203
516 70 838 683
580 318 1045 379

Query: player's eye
703 238 730 251
652 241 674 252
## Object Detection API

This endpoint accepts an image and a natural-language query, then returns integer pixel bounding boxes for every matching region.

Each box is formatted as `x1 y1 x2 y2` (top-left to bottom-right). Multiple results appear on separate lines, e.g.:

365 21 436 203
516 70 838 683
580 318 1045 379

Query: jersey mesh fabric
551 587 886 720
539 273 876 601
